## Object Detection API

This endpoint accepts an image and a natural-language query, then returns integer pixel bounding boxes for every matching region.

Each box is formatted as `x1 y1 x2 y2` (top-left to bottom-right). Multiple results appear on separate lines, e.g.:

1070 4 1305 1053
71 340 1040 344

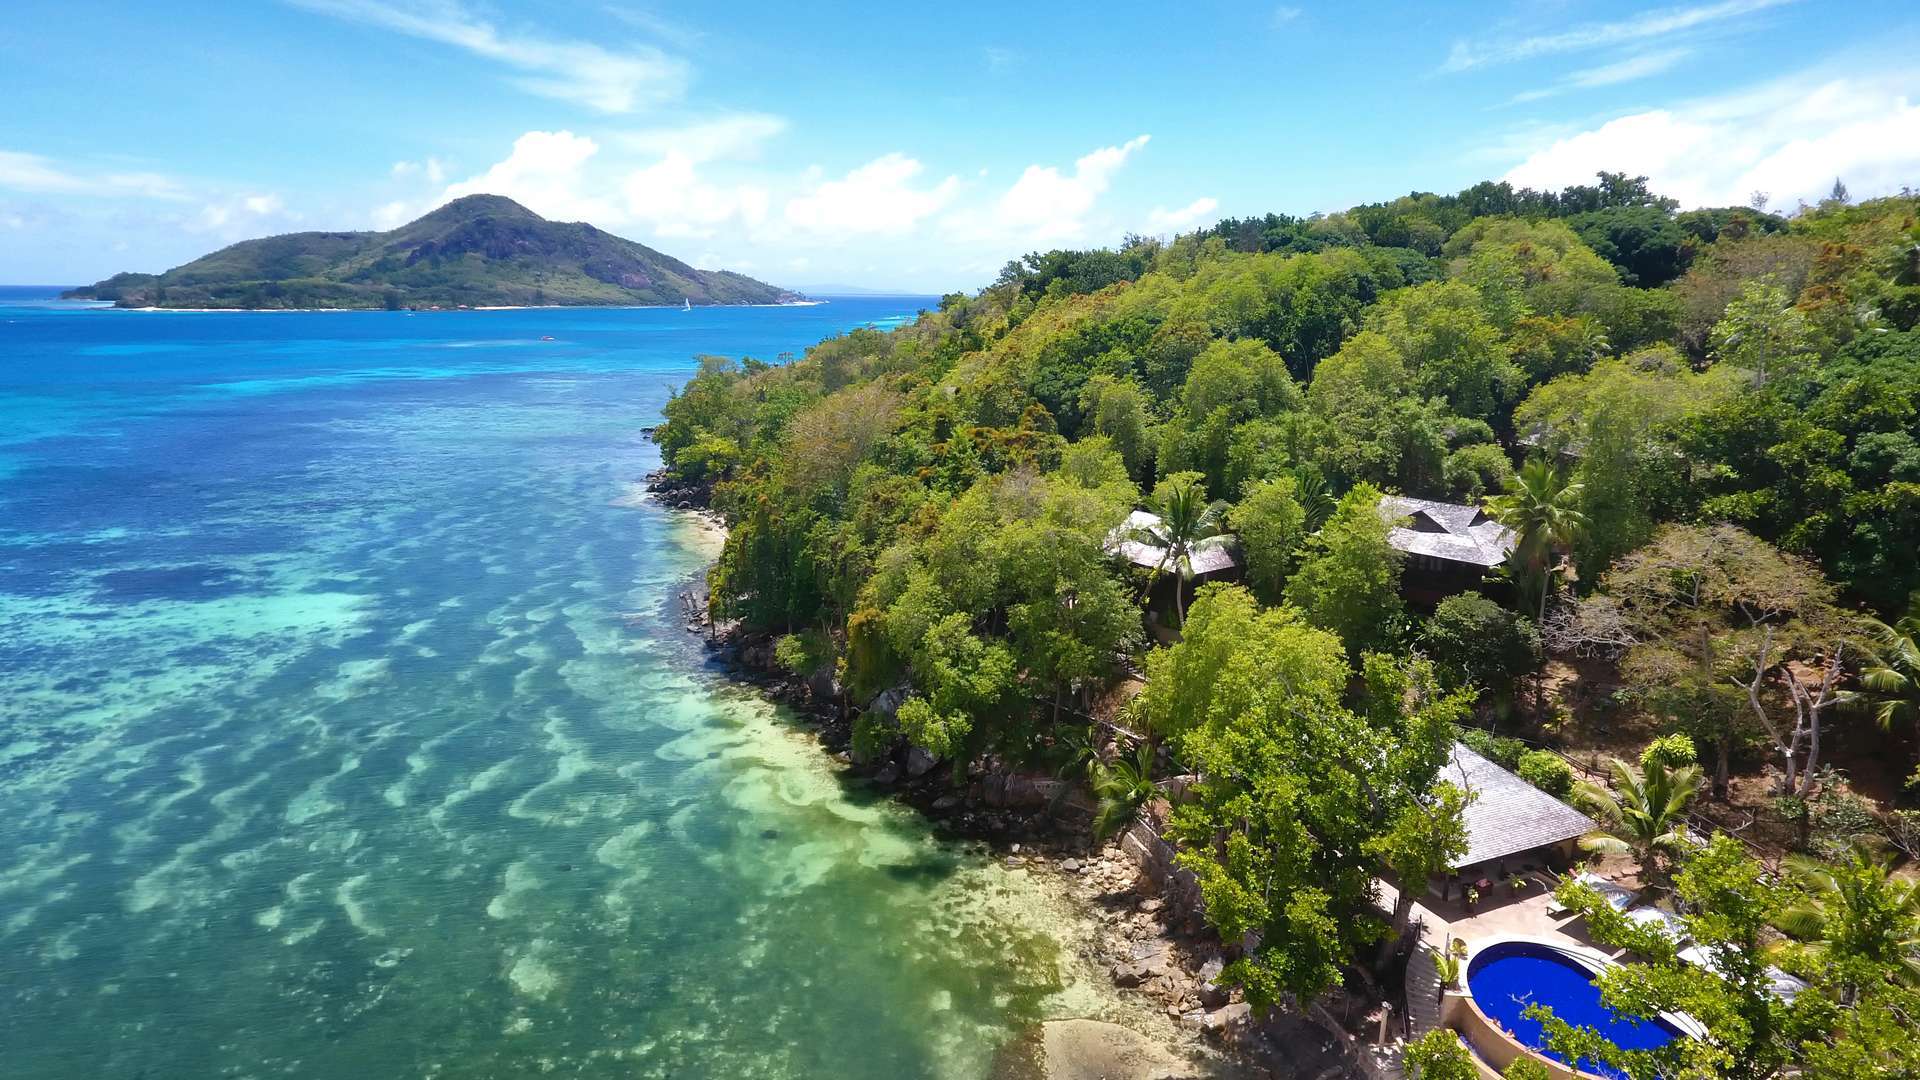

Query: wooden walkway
1372 877 1451 1040
1404 922 1444 1038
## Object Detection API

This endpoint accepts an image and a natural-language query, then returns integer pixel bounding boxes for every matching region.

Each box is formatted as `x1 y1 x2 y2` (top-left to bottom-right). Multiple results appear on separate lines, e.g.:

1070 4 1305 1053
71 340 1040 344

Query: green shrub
1456 725 1528 770
1639 732 1697 773
1503 1058 1552 1080
1404 1028 1477 1080
773 629 835 676
850 711 895 763
1517 749 1575 797
1420 593 1541 696
1810 782 1880 859
675 434 741 482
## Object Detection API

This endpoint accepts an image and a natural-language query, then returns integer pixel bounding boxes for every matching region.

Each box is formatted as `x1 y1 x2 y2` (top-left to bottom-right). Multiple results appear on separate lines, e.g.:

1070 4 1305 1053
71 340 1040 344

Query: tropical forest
653 172 1920 1080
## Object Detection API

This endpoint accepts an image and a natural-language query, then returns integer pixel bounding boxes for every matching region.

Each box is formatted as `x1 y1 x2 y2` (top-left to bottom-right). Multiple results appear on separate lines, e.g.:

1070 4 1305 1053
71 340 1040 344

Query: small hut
1379 495 1516 606
1105 510 1241 635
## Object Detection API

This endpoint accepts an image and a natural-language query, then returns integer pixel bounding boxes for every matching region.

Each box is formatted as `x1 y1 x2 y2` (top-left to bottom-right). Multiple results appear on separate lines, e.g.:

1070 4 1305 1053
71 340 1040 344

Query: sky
3 0 1919 292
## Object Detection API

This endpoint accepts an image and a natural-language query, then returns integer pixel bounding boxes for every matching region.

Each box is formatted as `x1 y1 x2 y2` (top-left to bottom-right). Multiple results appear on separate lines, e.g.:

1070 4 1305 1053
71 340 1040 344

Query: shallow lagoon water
0 291 1143 1078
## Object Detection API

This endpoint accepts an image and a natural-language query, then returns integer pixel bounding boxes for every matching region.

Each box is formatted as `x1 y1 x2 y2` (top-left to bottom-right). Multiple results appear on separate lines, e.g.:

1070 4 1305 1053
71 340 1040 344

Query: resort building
1435 742 1594 898
1105 509 1242 579
1378 495 1517 605
1105 509 1243 640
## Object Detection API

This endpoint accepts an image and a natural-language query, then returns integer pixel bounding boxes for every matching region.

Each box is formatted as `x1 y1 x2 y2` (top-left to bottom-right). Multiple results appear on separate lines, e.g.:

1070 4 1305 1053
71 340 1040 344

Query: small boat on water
682 298 691 311
540 335 555 341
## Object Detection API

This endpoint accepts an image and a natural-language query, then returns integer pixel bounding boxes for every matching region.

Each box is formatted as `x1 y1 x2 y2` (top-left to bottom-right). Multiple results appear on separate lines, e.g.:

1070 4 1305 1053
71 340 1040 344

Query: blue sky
4 0 1918 291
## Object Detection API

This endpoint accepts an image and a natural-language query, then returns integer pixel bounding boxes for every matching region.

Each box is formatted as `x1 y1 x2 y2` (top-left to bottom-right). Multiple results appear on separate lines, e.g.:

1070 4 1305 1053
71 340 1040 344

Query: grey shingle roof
1379 495 1517 569
1441 742 1595 870
1105 509 1242 576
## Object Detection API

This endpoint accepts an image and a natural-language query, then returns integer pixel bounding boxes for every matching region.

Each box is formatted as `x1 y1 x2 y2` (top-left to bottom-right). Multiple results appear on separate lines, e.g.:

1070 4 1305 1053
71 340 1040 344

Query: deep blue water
1468 941 1679 1078
0 289 1146 1079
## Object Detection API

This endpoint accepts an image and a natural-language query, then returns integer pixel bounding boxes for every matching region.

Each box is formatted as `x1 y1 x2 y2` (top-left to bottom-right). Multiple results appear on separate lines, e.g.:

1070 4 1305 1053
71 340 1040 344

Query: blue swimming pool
1467 940 1681 1079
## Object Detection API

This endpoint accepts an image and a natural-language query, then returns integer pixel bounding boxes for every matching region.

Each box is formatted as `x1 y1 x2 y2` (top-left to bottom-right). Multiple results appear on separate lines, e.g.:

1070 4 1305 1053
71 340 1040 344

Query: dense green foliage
653 173 1920 1029
1402 1028 1478 1080
65 195 798 309
1516 749 1575 798
1140 587 1468 1004
1420 592 1541 698
1501 1058 1552 1080
1283 483 1405 655
1538 835 1920 1080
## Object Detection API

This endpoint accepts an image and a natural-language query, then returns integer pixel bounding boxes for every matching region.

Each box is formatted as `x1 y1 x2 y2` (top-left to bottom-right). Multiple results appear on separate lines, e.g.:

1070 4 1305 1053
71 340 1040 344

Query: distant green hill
65 194 801 309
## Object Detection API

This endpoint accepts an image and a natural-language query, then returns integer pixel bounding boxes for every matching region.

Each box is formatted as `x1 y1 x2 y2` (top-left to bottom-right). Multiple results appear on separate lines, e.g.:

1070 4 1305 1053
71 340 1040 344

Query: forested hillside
655 173 1920 1069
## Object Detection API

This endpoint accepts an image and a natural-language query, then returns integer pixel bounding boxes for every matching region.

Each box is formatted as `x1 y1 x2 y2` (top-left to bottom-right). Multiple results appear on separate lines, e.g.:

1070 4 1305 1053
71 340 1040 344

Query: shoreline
641 488 1337 1079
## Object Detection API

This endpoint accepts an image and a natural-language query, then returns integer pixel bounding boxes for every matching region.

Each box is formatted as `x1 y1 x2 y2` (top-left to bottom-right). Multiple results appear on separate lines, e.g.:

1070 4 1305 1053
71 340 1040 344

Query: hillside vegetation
655 172 1920 1072
65 194 799 309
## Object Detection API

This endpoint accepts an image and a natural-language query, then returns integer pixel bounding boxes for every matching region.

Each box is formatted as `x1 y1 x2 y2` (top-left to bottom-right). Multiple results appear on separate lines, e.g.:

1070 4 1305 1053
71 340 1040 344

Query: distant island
63 194 801 310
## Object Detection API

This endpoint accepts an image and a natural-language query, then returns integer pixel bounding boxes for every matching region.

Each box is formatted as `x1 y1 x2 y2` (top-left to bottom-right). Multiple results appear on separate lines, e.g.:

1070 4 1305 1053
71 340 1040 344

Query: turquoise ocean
0 290 1144 1079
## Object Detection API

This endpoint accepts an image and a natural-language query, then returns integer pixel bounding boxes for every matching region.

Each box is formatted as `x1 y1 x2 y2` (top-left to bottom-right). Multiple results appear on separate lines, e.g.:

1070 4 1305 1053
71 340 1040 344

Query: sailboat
682 298 691 311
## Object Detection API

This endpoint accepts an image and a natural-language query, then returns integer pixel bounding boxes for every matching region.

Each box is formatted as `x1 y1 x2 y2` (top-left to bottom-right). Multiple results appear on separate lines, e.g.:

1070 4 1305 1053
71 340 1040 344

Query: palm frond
1581 834 1631 857
1773 903 1827 941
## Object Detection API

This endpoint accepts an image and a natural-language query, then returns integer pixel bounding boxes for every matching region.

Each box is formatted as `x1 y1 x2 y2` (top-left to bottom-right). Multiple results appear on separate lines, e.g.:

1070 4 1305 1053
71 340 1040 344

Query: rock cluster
641 465 711 511
1060 848 1254 1044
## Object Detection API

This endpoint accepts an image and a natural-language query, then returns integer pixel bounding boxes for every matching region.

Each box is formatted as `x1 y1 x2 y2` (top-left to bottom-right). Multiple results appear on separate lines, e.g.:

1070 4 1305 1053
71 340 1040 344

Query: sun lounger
1677 945 1808 1000
1676 944 1718 972
1624 905 1689 943
1547 871 1637 915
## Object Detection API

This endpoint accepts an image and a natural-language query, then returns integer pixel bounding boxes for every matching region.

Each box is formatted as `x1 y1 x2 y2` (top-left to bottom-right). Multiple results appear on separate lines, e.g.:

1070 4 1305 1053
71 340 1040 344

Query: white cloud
1570 47 1694 89
0 149 186 200
785 154 960 235
192 192 296 235
992 135 1149 244
1510 46 1694 104
287 0 687 113
601 6 706 52
419 126 776 239
372 199 415 229
1445 0 1792 72
1147 197 1219 232
440 129 616 221
1271 6 1303 27
616 113 787 163
391 157 448 182
1502 69 1920 208
621 152 769 237
362 129 1152 291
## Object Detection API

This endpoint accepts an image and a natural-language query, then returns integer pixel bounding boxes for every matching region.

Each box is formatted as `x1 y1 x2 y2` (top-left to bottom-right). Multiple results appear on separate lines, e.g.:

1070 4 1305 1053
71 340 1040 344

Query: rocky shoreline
643 469 1365 1080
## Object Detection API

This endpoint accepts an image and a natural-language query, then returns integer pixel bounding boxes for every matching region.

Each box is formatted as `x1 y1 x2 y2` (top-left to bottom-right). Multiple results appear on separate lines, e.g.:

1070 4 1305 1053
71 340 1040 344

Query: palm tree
1090 741 1158 840
1291 464 1335 533
1858 597 1920 749
1776 842 1920 996
1129 475 1230 628
1485 457 1588 622
1575 758 1703 887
